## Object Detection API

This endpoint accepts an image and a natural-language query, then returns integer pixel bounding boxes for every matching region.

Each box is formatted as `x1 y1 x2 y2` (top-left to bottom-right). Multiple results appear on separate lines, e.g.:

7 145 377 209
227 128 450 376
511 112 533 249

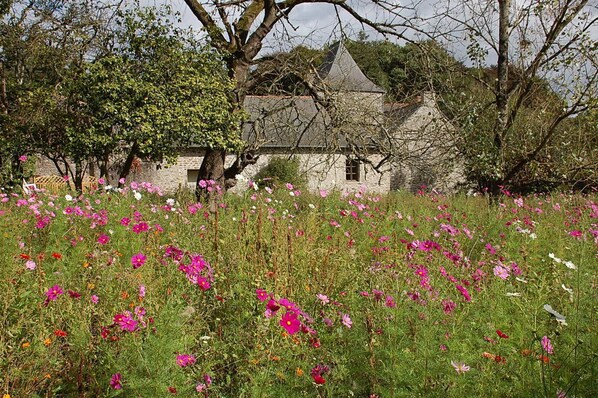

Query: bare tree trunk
118 142 138 188
490 0 511 196
74 161 85 195
196 59 250 200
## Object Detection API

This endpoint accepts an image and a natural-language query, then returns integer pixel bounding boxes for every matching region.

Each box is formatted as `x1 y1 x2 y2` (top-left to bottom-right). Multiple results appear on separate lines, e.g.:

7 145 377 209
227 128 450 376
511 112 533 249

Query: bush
253 156 306 188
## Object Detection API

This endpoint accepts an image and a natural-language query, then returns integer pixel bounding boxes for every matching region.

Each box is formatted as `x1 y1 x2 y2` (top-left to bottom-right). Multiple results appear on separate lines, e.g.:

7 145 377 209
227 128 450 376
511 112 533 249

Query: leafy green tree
0 0 110 190
69 6 243 189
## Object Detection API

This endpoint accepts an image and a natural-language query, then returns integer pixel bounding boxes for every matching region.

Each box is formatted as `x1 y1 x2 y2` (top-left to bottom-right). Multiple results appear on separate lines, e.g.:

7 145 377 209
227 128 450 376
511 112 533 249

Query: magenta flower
256 288 268 302
541 335 554 354
442 299 456 315
45 284 64 301
280 311 301 335
176 354 196 367
114 313 138 332
197 277 211 290
456 285 471 302
131 253 146 269
97 234 110 245
110 373 123 389
91 295 99 304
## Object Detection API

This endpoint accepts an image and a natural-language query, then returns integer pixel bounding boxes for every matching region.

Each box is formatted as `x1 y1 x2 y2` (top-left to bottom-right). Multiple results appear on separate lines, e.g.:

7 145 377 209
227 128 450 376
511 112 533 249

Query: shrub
253 156 306 188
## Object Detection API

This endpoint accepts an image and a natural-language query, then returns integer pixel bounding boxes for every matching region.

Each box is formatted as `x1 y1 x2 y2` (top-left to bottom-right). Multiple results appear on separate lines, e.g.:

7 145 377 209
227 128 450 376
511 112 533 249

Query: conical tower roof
318 42 385 93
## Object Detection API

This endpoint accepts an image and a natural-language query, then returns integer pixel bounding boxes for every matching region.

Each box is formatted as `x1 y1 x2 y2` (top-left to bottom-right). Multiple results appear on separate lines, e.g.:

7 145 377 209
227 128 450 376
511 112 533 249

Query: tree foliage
1 1 243 191
70 6 243 185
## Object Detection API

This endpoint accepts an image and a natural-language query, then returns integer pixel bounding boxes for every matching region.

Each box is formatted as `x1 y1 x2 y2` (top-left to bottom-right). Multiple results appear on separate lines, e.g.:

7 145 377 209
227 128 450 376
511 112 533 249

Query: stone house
35 42 462 193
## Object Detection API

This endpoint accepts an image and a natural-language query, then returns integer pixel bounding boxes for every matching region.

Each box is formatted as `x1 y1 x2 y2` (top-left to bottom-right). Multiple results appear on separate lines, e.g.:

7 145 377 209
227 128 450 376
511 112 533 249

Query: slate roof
318 42 386 94
241 43 398 149
243 96 342 149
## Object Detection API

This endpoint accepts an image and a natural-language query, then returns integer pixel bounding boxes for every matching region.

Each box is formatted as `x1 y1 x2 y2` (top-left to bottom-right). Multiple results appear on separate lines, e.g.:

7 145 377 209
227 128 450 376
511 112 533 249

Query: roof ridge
318 41 385 94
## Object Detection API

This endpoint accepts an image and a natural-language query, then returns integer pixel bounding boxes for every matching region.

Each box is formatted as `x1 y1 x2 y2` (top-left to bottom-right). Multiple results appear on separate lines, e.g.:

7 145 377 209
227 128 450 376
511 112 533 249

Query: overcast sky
143 0 596 70
145 0 441 56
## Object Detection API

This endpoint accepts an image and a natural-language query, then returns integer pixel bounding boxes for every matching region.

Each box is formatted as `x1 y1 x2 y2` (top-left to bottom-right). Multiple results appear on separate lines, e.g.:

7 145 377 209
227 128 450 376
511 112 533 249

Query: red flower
168 386 177 394
312 374 326 384
52 252 62 259
54 329 68 337
496 329 509 339
20 253 30 260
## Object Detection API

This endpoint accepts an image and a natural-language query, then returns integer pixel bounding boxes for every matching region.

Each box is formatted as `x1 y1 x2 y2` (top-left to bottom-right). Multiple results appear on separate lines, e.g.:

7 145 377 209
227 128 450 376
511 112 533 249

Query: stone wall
390 93 466 193
140 148 391 194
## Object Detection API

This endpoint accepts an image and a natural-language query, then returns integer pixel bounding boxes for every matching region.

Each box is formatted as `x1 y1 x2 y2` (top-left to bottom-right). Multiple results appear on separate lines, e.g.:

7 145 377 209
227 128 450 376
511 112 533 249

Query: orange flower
44 338 52 346
538 355 550 364
482 352 495 360
22 342 30 348
121 291 129 299
521 349 533 357
296 368 304 377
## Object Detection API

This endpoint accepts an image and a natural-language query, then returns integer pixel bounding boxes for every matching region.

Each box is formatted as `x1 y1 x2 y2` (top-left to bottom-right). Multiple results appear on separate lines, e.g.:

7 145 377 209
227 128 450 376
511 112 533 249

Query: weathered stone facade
33 42 463 195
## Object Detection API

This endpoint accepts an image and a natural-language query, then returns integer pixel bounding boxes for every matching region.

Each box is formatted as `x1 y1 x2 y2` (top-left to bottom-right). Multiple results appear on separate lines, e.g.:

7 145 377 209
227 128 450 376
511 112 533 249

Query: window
187 169 199 189
345 158 360 181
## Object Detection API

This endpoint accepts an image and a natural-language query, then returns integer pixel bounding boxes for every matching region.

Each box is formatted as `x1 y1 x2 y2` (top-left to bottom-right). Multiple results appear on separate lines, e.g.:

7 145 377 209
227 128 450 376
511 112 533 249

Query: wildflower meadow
1 182 596 397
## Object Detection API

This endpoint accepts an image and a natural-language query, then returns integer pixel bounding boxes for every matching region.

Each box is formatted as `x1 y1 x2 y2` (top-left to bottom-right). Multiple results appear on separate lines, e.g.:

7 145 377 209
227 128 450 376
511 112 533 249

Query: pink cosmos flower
541 335 554 354
485 243 497 254
316 293 330 305
91 295 99 304
451 361 471 374
197 277 211 290
280 311 301 335
114 313 138 332
568 230 582 238
97 234 110 245
45 284 64 301
131 253 146 269
19 155 27 162
139 284 146 298
256 288 268 302
493 265 510 280
176 354 196 367
456 285 471 302
442 299 456 315
385 295 397 308
25 260 36 270
341 313 353 329
110 373 123 389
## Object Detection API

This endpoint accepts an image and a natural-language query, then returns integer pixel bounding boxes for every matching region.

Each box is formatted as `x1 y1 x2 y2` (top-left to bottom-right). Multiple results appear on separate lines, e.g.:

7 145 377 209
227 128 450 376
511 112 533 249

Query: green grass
0 185 596 397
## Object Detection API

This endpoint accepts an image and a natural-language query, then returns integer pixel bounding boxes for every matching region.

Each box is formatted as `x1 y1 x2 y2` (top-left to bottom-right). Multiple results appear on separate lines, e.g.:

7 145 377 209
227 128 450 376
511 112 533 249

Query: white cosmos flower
561 284 573 295
564 261 577 270
134 191 142 201
64 194 73 201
